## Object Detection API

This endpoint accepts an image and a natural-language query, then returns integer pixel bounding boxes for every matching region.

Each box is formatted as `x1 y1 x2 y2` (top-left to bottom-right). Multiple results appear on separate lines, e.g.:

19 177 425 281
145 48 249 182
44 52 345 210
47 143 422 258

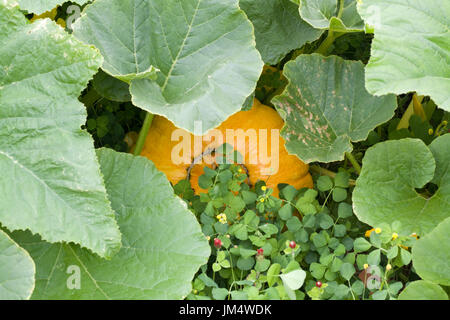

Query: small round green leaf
280 269 306 290
353 238 371 253
317 176 333 192
339 262 355 281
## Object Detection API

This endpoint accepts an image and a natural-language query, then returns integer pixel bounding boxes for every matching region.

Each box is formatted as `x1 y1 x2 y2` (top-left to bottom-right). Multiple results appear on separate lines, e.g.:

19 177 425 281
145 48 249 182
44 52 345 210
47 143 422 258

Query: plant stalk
310 165 356 186
345 152 361 175
315 31 337 56
337 0 345 19
133 112 154 156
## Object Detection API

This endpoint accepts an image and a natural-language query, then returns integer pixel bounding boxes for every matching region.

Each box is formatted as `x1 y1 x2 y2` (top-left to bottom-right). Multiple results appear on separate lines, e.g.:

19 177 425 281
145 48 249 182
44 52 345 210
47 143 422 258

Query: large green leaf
11 149 210 299
398 280 448 300
353 135 450 236
0 2 121 258
73 0 263 134
0 229 35 300
299 0 364 32
240 0 323 65
272 54 397 163
92 70 131 103
17 0 90 14
357 0 450 111
73 0 158 83
412 217 450 286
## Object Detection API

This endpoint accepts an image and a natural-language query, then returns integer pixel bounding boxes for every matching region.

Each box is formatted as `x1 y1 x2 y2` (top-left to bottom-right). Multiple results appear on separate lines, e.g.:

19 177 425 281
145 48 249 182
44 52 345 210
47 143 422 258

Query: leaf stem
315 31 337 56
133 112 154 156
345 152 361 175
337 0 345 19
310 165 356 186
348 280 356 300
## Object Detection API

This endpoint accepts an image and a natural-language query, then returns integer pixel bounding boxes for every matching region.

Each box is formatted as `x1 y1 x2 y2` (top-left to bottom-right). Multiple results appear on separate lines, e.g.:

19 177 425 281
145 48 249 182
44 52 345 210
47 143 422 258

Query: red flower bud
289 241 296 249
213 238 222 248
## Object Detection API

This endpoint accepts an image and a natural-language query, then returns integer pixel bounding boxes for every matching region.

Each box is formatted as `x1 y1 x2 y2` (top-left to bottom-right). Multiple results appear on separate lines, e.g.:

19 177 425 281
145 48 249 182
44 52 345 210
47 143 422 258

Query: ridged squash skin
140 99 313 197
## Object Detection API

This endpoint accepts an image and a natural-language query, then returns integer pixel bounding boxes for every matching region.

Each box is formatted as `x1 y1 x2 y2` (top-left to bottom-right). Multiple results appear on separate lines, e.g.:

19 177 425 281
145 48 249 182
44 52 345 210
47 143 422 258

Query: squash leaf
299 0 364 32
17 0 89 14
0 2 121 258
412 217 450 286
0 229 35 300
92 70 131 103
72 0 158 83
353 135 450 236
11 149 210 299
240 0 323 65
398 280 448 300
73 0 263 134
357 0 450 111
272 54 397 163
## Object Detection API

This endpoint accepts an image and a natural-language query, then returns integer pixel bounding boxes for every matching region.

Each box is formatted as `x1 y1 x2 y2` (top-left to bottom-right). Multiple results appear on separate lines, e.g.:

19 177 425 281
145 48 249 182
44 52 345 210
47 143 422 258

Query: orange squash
140 99 313 197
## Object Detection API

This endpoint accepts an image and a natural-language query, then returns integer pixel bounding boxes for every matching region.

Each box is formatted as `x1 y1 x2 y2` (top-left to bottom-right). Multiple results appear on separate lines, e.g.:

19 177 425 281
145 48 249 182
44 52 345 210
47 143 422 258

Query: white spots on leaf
286 106 292 115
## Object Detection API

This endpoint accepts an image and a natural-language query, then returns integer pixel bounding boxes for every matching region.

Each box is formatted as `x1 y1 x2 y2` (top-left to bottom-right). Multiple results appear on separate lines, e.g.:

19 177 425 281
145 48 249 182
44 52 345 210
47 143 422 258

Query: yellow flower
365 228 375 237
260 198 265 202
375 227 382 234
216 213 227 224
261 186 267 191
399 233 419 249
364 264 369 270
392 233 399 240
